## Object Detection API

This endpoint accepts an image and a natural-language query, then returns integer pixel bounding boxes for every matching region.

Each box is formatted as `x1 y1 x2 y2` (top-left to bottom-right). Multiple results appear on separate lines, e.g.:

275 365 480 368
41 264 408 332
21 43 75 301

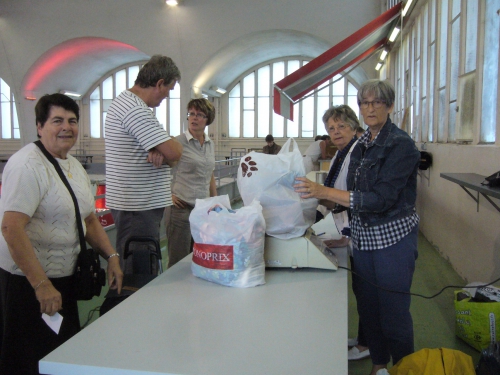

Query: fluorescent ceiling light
166 0 179 5
210 86 226 94
60 90 82 99
402 0 414 17
380 49 388 60
388 27 400 42
375 62 383 71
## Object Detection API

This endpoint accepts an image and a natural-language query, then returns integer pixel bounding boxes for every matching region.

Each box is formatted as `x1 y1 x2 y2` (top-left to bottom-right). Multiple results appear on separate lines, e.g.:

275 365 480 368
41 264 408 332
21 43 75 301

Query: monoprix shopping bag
189 195 266 288
455 290 500 351
237 138 318 240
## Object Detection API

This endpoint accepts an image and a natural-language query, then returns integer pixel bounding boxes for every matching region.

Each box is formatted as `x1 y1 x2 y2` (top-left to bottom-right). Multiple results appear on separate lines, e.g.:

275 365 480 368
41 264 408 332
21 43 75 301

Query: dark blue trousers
352 225 418 366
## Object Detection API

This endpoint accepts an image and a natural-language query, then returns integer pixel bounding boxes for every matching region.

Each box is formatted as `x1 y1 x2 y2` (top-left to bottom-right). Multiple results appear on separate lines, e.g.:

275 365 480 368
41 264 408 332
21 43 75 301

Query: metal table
40 250 348 375
440 173 500 213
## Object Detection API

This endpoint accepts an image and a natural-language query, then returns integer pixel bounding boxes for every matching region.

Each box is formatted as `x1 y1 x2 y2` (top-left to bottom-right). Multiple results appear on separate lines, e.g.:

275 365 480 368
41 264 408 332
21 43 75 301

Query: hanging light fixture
379 49 388 61
402 0 414 17
59 90 82 99
210 86 226 95
388 26 400 42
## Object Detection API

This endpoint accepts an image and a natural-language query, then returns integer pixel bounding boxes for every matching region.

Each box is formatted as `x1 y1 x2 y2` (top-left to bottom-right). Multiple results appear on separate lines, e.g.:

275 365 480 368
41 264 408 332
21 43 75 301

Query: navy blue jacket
347 118 420 228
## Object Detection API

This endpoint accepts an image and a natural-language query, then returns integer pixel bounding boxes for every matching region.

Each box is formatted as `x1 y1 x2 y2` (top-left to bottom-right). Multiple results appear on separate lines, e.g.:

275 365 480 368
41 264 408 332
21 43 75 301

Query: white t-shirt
304 140 323 162
105 90 173 211
0 143 95 277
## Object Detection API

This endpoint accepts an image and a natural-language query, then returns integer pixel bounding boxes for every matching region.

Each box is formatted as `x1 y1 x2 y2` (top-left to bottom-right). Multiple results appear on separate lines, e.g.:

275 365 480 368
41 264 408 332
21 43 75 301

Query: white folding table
40 247 348 375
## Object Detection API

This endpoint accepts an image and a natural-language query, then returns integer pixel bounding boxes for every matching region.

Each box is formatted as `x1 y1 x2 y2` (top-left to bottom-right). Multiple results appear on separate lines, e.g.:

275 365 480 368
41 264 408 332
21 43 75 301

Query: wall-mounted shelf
440 173 500 213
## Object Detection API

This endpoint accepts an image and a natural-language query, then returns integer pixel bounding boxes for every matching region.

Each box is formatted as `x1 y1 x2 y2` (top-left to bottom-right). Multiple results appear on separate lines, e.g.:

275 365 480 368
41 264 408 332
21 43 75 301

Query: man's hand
147 149 165 167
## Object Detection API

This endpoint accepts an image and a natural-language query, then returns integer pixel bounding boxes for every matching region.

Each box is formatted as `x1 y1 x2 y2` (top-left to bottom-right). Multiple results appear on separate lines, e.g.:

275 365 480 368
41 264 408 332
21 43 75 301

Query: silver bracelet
34 278 49 291
107 253 120 260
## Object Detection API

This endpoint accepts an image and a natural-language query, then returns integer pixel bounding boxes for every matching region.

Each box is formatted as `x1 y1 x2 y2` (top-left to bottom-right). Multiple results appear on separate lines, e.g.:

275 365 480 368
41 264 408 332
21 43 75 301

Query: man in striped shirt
105 55 183 273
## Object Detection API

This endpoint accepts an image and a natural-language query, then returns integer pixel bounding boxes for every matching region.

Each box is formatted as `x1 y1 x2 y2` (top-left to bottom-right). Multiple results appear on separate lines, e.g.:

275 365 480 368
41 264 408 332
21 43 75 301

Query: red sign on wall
192 243 234 270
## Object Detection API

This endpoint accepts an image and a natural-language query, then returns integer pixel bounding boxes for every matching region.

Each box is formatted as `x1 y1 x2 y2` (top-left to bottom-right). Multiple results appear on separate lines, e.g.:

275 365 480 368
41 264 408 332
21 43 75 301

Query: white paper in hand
42 312 63 334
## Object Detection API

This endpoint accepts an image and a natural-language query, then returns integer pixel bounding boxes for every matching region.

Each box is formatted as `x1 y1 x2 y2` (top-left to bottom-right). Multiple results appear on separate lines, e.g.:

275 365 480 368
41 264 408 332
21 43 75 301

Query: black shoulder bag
34 141 105 300
481 170 500 188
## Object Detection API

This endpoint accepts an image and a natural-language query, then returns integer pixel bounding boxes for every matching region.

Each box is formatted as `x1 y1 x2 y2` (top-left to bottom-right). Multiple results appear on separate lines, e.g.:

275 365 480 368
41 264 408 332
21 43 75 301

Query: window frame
0 78 20 140
224 56 361 141
81 61 181 143
390 0 498 145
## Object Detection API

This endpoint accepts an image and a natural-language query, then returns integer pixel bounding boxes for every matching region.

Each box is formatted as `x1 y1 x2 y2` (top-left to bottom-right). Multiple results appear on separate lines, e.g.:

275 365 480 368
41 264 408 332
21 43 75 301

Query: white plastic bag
189 195 266 288
237 138 318 239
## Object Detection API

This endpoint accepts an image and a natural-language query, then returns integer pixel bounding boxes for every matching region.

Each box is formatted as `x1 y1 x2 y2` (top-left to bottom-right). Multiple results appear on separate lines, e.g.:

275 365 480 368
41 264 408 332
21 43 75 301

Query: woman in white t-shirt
302 105 370 362
0 93 123 374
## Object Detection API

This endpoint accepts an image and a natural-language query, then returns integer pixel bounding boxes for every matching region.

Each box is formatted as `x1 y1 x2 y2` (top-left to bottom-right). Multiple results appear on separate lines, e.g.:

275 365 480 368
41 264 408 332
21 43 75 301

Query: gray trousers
111 208 164 274
164 205 194 268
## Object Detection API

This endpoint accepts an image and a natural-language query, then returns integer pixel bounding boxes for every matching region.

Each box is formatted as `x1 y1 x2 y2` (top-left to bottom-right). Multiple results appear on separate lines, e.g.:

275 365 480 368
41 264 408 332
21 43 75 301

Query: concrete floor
347 231 481 374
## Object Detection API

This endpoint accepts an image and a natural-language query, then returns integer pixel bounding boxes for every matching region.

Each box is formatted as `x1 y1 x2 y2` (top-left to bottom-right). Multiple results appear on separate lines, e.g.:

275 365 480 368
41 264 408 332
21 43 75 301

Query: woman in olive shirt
165 98 217 268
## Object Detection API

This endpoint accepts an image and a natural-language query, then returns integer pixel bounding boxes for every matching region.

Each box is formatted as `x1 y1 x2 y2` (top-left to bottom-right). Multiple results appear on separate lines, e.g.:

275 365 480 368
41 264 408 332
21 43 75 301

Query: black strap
33 141 87 257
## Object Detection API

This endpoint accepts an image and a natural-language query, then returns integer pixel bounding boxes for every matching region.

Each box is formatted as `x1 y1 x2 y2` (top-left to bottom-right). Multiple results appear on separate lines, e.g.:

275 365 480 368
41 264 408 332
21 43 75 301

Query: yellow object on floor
388 348 475 375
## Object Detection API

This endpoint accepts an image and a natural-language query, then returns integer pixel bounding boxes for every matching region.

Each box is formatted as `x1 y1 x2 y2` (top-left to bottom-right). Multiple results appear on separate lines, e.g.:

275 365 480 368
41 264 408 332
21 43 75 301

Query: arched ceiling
20 32 369 101
192 29 368 97
22 37 150 97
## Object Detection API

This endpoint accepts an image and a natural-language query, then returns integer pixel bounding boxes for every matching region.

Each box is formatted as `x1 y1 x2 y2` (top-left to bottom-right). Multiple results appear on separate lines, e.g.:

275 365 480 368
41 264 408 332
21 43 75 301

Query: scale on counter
264 207 342 271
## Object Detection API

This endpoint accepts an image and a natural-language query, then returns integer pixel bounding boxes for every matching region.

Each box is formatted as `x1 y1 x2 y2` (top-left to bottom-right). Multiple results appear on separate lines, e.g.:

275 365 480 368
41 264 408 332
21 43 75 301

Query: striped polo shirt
105 90 172 211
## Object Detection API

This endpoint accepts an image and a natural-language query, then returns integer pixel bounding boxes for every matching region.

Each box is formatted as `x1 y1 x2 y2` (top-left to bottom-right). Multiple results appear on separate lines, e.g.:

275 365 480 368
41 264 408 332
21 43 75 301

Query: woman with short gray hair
295 79 420 374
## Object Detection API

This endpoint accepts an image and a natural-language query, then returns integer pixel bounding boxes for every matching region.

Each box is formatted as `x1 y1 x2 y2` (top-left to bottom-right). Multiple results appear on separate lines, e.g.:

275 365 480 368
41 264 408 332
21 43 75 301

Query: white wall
0 0 380 145
416 142 500 282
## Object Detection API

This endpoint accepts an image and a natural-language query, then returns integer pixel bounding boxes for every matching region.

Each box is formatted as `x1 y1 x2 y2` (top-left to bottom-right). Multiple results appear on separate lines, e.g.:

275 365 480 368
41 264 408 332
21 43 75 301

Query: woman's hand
324 237 350 248
294 177 351 207
172 195 187 209
84 212 123 294
106 257 123 294
2 211 64 315
35 280 62 316
293 177 324 199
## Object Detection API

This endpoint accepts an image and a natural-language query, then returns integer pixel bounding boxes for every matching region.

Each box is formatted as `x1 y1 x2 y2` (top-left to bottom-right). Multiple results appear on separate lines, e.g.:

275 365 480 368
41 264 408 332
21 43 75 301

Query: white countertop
40 248 348 375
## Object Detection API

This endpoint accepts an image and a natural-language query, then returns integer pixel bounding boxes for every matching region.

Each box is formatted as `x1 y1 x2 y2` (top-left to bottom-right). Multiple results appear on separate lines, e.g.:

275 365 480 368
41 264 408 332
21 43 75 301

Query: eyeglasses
359 99 386 109
328 123 349 132
187 112 208 119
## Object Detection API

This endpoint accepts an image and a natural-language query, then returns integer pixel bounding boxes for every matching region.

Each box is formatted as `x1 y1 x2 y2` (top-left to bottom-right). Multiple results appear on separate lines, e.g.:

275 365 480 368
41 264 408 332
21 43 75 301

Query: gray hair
357 79 395 108
135 55 181 88
322 104 360 131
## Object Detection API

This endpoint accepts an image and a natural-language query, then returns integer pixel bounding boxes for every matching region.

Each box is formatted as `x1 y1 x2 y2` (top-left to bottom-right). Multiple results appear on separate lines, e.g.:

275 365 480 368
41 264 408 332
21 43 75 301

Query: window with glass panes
0 78 20 139
228 58 360 139
88 63 181 138
394 0 497 144
481 0 499 143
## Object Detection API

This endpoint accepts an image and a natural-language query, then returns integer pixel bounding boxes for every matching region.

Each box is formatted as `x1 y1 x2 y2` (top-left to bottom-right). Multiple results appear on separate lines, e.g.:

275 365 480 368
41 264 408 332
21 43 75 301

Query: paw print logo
241 156 258 177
